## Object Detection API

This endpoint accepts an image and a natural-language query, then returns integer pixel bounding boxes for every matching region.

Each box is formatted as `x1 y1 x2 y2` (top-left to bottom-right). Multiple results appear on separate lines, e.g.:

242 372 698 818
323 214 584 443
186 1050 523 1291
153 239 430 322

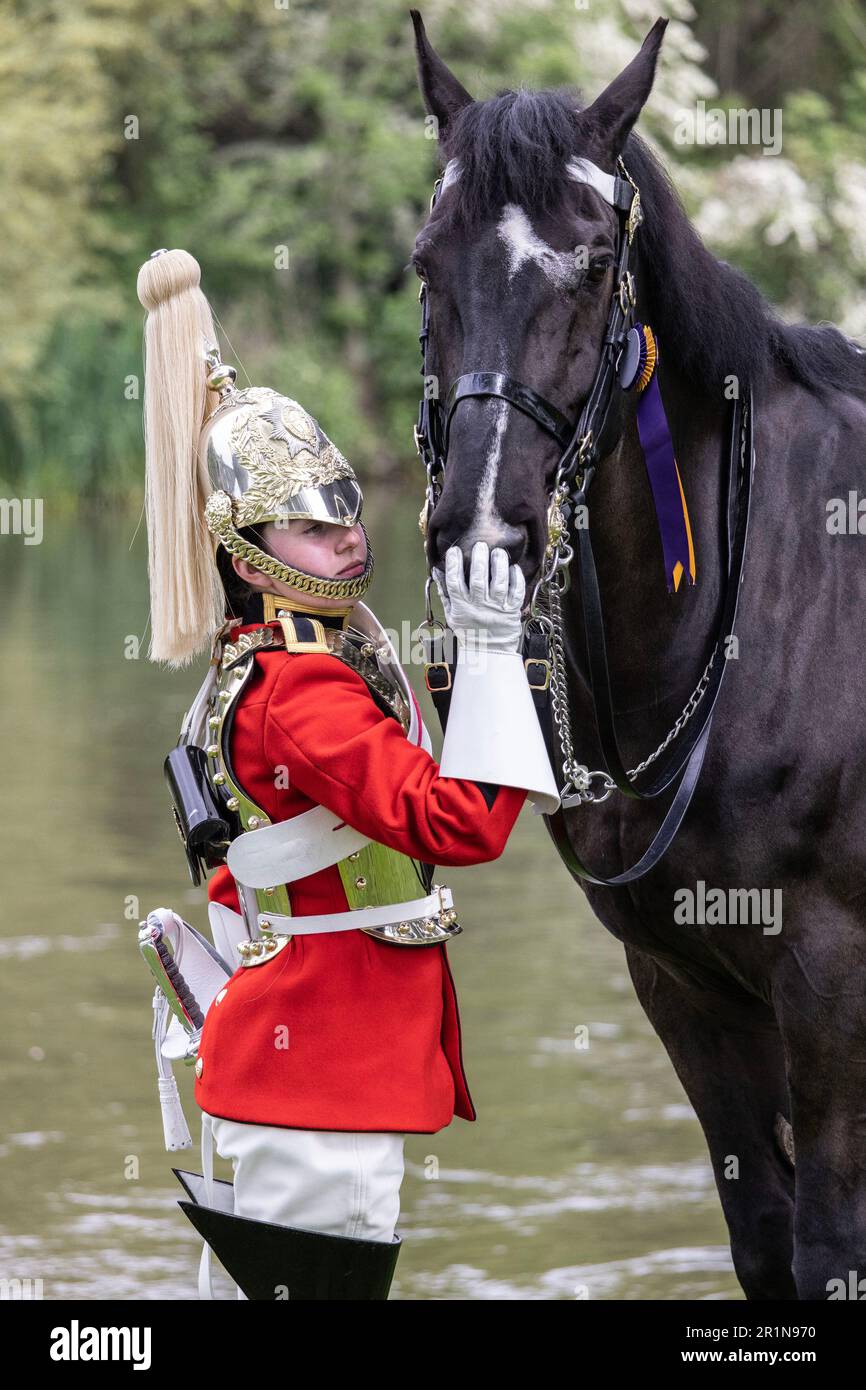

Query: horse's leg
624 942 797 1299
774 943 866 1300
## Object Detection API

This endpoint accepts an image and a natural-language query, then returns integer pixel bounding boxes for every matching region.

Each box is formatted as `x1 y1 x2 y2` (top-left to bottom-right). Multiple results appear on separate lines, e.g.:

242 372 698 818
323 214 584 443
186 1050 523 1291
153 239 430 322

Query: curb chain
542 557 716 807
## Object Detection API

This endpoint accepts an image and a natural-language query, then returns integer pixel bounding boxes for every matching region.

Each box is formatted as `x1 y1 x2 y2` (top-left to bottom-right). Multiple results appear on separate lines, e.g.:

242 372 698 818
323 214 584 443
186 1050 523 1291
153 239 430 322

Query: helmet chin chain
212 514 375 603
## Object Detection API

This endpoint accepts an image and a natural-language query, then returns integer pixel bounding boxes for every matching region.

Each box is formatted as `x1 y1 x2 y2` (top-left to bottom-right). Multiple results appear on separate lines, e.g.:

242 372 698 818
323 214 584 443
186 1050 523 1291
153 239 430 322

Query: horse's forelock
432 84 866 404
441 87 585 230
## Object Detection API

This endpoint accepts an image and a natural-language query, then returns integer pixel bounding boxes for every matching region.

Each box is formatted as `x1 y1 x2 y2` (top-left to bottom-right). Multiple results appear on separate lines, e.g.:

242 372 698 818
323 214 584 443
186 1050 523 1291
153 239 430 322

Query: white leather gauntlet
432 541 524 653
432 543 561 816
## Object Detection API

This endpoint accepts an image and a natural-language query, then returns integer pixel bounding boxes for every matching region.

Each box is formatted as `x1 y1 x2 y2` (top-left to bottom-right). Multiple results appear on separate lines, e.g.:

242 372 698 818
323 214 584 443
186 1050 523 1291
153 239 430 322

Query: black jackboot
173 1169 401 1301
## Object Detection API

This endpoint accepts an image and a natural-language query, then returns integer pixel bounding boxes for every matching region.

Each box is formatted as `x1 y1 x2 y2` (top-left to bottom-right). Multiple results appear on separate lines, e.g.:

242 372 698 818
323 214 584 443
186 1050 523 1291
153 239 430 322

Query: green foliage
5 0 866 502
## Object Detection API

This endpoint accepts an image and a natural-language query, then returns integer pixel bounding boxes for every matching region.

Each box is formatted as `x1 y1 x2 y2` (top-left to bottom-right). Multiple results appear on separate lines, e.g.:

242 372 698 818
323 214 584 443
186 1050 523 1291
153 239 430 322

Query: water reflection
0 491 738 1299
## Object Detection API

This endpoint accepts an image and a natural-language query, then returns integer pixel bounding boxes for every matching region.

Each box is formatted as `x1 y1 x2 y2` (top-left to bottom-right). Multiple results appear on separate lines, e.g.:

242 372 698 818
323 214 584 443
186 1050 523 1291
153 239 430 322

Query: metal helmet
200 340 374 601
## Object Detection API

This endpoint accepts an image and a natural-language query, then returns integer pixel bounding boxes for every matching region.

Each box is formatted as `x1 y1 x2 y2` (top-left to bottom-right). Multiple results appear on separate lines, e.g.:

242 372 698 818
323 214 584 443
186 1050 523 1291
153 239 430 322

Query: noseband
413 153 755 887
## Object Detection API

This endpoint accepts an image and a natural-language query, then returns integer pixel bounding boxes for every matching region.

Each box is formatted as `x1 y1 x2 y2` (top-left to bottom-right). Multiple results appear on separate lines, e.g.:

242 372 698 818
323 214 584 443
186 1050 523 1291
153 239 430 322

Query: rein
414 156 755 886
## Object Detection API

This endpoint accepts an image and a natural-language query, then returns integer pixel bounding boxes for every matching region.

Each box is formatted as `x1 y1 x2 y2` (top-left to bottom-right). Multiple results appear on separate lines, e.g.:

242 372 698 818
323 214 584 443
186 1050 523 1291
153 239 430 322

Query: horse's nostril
487 535 528 568
428 510 530 578
510 533 528 566
455 537 528 583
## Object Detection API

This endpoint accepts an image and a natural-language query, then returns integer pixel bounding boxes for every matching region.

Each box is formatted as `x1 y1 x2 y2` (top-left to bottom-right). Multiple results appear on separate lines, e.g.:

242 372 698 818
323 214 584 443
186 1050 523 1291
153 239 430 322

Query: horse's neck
561 361 730 739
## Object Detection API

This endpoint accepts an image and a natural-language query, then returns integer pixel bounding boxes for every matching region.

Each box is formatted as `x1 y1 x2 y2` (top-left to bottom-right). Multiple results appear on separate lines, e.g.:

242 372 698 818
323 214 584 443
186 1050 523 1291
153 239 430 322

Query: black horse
410 11 866 1300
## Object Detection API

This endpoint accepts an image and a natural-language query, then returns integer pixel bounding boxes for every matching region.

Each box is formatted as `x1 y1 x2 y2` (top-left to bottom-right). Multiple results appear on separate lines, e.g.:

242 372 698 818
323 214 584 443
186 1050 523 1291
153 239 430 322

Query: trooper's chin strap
217 517 375 603
251 547 374 601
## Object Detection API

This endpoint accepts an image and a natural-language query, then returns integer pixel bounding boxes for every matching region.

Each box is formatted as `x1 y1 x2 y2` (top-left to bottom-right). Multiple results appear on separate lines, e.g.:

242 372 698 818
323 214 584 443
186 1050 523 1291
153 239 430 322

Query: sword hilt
139 917 206 1033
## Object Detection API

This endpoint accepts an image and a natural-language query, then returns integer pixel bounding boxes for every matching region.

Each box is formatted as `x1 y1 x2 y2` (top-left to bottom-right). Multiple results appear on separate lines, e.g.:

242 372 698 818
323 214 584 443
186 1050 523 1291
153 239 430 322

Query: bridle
415 155 645 598
414 154 755 887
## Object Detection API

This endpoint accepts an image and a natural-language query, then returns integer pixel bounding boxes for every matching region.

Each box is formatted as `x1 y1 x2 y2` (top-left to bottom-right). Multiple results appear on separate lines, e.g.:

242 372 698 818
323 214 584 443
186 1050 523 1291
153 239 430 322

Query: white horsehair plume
136 248 225 667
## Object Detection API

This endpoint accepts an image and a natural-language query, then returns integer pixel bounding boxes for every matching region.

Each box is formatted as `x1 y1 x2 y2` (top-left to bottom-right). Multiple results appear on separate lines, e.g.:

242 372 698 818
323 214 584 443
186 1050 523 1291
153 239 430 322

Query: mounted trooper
134 246 559 1300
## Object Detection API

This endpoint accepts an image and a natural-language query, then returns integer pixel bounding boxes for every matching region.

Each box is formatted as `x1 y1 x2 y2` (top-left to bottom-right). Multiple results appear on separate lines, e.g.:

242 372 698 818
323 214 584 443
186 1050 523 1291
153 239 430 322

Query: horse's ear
578 17 668 166
410 9 474 141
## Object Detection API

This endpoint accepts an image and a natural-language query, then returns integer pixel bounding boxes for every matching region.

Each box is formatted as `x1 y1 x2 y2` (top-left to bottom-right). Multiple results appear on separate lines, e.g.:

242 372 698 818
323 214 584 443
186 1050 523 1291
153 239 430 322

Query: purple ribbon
636 372 694 592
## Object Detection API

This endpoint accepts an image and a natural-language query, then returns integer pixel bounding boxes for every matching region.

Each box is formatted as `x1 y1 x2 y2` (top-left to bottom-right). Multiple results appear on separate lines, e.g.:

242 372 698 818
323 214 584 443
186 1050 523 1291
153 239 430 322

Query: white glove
432 542 525 655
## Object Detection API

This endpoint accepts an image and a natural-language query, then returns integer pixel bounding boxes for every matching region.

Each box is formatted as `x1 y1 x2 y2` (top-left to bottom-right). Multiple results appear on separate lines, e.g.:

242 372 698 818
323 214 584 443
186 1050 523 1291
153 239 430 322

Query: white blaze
460 400 523 549
451 194 572 552
497 204 578 288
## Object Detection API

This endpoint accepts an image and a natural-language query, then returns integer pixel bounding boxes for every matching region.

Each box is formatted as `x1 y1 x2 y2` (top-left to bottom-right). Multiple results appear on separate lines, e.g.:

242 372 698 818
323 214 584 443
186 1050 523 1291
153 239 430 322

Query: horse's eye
585 259 613 286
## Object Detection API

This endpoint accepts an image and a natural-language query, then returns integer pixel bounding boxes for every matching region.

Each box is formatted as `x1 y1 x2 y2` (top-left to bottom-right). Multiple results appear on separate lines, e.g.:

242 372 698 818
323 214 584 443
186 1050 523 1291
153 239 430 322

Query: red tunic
193 617 527 1133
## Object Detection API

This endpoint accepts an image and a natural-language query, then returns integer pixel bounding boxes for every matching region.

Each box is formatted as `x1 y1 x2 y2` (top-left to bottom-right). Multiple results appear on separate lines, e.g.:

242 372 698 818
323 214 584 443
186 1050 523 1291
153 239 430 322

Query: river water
0 489 739 1299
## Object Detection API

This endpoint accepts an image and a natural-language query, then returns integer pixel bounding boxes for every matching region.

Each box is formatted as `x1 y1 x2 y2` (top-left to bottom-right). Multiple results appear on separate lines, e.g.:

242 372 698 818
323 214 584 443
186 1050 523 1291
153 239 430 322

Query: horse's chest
560 795 784 997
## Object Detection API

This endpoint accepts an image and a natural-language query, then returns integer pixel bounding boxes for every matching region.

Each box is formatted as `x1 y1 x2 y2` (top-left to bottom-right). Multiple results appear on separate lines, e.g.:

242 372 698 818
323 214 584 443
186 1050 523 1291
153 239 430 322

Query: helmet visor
268 477 362 528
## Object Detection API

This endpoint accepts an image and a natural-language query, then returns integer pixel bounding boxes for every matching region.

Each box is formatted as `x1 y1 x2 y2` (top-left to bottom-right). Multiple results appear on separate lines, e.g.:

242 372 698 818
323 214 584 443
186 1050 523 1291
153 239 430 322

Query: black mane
442 87 866 401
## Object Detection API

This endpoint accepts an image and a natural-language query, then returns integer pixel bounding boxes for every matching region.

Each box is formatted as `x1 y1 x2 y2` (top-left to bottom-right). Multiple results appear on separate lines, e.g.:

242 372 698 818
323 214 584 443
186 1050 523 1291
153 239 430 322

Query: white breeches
197 1110 406 1299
